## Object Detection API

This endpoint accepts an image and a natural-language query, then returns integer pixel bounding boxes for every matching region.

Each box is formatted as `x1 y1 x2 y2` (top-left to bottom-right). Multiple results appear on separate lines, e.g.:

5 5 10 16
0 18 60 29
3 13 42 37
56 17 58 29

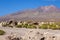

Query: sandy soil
0 27 60 40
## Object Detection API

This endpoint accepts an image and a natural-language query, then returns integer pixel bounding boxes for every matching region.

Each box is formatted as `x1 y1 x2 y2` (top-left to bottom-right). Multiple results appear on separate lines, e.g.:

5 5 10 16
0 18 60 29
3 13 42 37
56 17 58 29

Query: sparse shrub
0 30 5 35
8 25 13 28
2 21 60 30
48 24 57 29
57 26 60 30
2 24 7 27
16 25 22 28
39 23 59 29
40 24 48 29
27 24 37 29
22 24 28 28
2 23 9 27
51 26 57 30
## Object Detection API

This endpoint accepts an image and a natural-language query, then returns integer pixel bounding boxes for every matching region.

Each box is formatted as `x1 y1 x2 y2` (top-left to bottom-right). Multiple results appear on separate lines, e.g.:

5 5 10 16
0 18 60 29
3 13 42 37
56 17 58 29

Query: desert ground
0 27 60 40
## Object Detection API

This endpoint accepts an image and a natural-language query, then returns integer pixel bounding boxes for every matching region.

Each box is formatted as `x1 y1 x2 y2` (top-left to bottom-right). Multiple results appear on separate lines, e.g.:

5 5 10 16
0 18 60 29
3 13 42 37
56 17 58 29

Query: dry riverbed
0 27 60 40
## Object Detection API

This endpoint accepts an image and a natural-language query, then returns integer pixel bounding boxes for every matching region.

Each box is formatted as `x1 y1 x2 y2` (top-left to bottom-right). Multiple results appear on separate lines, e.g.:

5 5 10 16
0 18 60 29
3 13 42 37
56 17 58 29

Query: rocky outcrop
0 27 60 40
5 29 60 40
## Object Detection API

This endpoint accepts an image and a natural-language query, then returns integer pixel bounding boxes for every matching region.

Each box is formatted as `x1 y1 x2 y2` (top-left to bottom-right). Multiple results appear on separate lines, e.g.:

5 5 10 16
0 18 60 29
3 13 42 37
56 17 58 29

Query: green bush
39 23 60 29
27 24 37 29
0 30 5 35
48 24 57 29
22 24 28 28
40 24 48 29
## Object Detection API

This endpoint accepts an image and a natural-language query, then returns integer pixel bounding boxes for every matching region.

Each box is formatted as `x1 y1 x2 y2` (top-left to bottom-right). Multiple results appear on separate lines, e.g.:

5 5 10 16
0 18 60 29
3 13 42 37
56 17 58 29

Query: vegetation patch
1 20 60 30
0 30 5 35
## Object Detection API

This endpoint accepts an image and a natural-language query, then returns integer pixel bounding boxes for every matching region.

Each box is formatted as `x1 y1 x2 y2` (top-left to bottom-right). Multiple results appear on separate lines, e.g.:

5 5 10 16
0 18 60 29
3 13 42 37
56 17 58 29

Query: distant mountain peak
37 5 60 12
42 5 56 10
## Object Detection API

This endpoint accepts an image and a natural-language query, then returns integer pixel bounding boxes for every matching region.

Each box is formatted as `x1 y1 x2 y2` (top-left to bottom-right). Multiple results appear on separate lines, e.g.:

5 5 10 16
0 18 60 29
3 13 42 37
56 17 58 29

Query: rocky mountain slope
0 5 60 22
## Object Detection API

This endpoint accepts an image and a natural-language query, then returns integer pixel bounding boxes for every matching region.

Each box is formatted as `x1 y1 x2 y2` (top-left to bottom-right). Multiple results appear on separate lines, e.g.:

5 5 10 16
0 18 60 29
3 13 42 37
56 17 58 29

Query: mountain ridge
0 5 60 22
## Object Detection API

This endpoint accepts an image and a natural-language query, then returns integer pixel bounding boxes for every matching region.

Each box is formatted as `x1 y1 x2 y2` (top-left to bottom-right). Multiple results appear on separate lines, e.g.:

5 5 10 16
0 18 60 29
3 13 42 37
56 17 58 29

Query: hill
0 5 60 22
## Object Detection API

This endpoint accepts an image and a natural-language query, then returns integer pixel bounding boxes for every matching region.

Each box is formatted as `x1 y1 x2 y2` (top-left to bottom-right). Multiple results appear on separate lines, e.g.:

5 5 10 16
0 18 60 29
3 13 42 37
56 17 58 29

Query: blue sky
0 0 60 16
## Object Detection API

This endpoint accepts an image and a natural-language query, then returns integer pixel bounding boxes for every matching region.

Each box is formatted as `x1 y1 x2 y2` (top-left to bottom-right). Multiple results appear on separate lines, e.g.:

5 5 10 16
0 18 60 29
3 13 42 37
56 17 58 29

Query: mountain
0 5 60 22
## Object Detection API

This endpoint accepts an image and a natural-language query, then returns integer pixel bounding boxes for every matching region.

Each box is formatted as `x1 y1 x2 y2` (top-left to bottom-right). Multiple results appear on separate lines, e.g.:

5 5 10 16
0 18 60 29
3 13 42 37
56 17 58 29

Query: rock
12 38 19 40
40 37 45 40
